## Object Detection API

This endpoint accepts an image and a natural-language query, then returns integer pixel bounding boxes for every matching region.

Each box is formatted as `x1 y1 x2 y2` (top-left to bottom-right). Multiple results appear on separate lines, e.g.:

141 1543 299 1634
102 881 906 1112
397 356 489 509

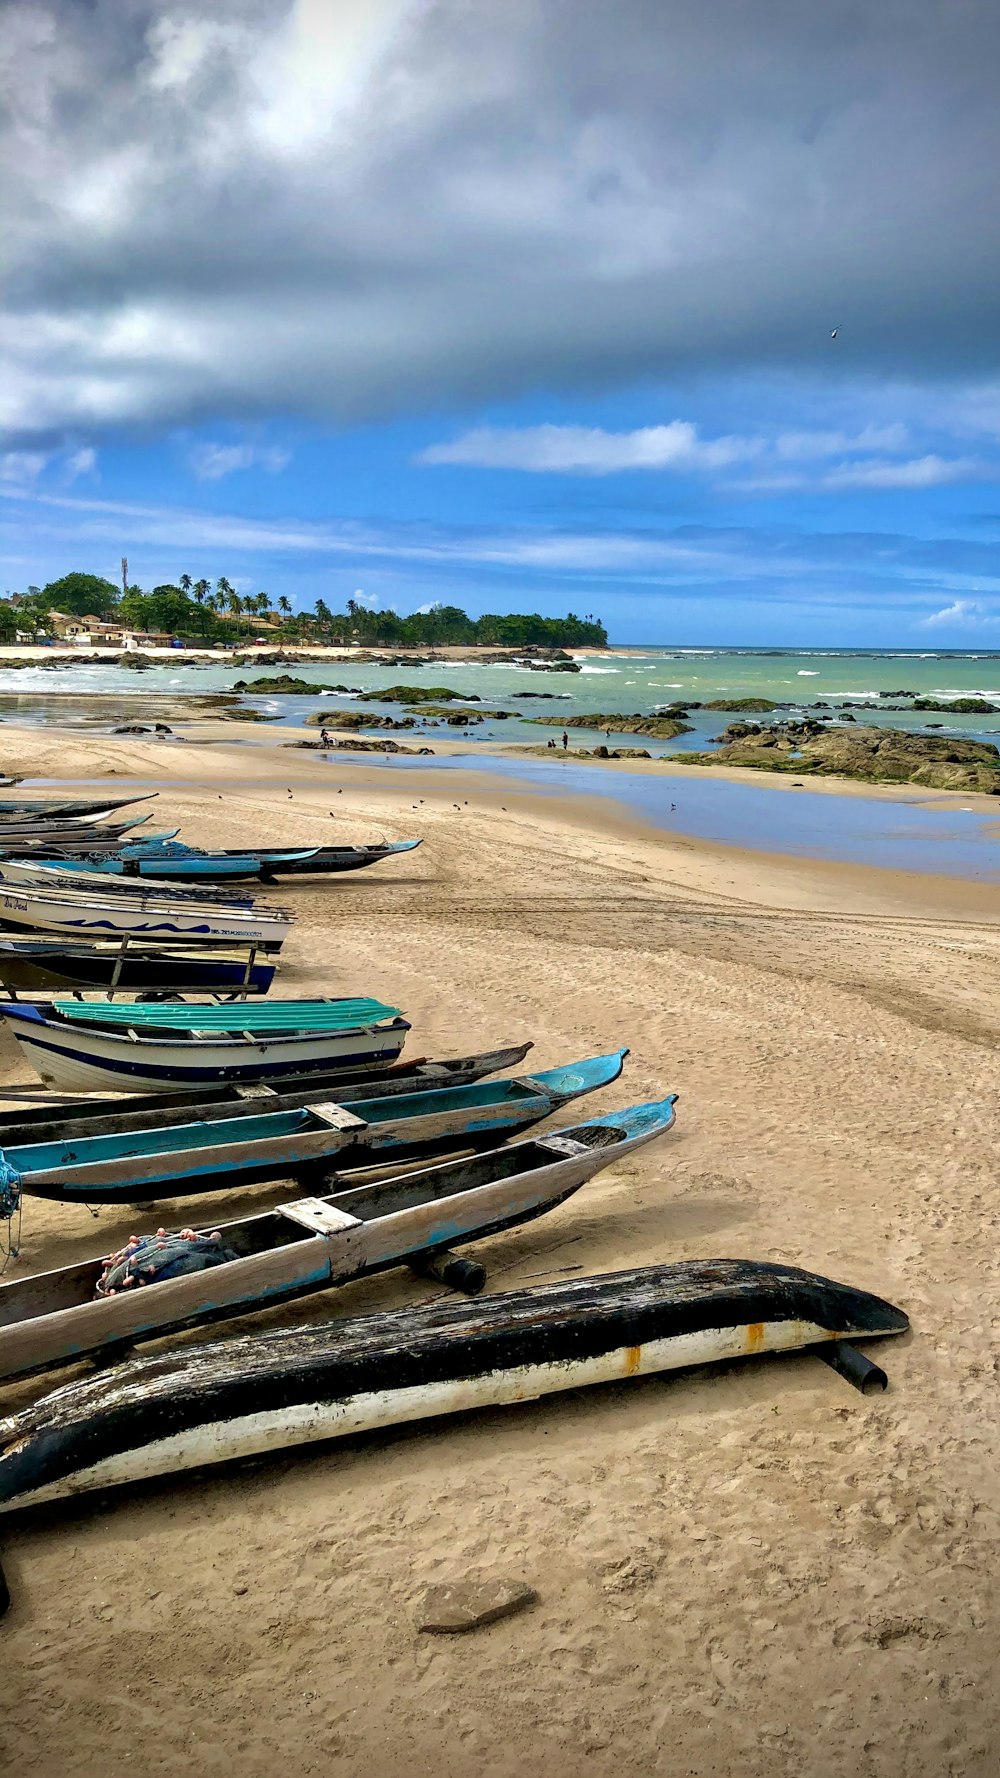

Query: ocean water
5 646 1000 756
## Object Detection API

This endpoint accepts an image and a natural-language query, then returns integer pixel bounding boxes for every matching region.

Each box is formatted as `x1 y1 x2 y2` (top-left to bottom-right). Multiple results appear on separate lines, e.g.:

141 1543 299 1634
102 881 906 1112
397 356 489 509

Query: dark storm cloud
3 0 1000 440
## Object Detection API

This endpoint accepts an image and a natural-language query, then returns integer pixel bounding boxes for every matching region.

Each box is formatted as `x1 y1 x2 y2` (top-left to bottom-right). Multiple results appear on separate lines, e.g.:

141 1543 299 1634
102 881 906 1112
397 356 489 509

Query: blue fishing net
0 1156 20 1221
96 1229 238 1296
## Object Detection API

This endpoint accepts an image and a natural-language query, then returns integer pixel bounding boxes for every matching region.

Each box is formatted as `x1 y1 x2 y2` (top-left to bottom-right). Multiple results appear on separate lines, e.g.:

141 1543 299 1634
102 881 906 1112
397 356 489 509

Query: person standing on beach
562 730 569 751
320 726 331 748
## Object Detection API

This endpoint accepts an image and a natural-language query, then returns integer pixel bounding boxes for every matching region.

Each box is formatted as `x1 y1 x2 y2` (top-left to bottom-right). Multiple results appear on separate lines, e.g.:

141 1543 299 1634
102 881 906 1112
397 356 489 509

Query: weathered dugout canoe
0 1050 628 1202
0 795 155 820
0 938 276 998
256 840 422 876
0 813 153 841
0 829 180 858
0 1051 600 1170
0 1043 533 1141
0 1090 672 1385
0 1259 905 1513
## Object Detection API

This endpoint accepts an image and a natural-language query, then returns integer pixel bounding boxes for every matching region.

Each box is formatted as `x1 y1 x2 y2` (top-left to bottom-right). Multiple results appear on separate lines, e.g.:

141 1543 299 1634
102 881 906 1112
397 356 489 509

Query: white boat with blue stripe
0 877 292 947
0 997 411 1092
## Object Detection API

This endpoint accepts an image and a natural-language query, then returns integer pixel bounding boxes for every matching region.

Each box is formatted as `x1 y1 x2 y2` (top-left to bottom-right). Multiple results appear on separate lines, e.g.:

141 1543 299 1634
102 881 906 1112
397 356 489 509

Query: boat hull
1 1014 410 1093
0 886 290 947
0 1093 668 1384
0 943 275 996
258 842 422 876
0 1261 906 1511
0 1044 533 1139
4 1052 627 1201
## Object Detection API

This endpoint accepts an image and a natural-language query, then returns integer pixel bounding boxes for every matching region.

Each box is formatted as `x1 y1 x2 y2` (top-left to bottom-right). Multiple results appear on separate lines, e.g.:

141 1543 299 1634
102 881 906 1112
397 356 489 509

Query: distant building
48 612 124 645
121 629 175 649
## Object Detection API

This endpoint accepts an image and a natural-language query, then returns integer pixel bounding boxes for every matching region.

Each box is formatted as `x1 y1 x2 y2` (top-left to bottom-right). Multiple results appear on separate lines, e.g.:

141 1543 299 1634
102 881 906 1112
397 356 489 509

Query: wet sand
0 724 998 1778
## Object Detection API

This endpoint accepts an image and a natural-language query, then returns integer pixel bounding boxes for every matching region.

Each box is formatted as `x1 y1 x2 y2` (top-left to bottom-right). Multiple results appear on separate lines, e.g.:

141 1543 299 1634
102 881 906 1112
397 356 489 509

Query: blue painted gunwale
4 1051 630 1198
6 1026 409 1085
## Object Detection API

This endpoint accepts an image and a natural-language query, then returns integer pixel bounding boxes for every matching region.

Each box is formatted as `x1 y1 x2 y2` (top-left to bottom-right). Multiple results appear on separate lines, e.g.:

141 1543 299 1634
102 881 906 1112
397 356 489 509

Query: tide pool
332 750 1000 879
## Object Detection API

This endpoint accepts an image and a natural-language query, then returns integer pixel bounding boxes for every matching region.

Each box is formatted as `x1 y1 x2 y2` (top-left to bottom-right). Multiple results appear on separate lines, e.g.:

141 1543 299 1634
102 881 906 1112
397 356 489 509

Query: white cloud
820 455 993 491
188 441 291 481
921 598 999 629
3 2 1000 442
63 445 97 481
419 420 997 493
351 587 380 607
773 423 910 461
0 450 48 485
419 421 759 474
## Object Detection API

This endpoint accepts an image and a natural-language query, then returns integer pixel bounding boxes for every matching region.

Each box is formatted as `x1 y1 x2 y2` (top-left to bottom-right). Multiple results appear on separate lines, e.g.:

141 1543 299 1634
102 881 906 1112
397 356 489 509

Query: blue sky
2 1 1000 646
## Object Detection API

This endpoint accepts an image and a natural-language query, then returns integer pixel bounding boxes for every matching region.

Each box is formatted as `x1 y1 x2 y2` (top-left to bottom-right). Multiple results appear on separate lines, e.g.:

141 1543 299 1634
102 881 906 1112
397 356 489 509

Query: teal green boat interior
4 1052 629 1180
51 997 403 1033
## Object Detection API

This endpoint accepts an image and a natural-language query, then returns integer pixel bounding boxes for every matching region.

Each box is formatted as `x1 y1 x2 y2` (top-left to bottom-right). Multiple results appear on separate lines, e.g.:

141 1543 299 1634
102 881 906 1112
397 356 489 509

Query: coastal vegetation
0 575 607 651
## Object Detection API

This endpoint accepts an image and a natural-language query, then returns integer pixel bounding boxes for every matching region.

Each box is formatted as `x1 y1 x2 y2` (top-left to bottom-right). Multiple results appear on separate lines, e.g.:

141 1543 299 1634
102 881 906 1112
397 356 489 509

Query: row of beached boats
0 787 908 1615
0 790 421 997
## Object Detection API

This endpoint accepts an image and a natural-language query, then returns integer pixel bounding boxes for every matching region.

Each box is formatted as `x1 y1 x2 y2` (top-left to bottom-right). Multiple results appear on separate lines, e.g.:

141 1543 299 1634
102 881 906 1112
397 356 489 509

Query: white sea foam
797 670 819 676
930 687 1000 700
579 665 621 674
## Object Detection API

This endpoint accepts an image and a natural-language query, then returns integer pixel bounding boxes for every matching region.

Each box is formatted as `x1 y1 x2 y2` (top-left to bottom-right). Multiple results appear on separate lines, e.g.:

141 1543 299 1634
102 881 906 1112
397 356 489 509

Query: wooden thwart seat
278 1198 364 1235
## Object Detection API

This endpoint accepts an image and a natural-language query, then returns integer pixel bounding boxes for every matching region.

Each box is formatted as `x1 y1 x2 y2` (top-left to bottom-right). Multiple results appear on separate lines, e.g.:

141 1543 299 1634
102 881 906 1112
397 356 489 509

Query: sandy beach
0 722 998 1778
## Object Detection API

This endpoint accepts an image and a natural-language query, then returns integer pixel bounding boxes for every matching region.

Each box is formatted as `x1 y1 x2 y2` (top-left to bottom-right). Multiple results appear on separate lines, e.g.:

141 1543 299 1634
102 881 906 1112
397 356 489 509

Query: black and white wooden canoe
0 1261 907 1514
0 1044 534 1142
0 1091 674 1384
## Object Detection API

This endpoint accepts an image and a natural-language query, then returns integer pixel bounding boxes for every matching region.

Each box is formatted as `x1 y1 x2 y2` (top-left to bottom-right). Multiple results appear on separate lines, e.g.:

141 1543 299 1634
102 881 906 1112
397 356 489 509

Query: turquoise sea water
8 647 1000 878
6 647 1000 757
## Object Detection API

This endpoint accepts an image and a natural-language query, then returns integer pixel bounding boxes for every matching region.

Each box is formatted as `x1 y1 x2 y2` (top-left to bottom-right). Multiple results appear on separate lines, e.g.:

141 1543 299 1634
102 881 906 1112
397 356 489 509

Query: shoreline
0 720 997 912
1 720 999 1776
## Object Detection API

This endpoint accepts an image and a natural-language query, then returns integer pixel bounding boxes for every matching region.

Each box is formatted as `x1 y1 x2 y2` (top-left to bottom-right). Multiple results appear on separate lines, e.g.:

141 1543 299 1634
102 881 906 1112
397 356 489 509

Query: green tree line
0 572 607 648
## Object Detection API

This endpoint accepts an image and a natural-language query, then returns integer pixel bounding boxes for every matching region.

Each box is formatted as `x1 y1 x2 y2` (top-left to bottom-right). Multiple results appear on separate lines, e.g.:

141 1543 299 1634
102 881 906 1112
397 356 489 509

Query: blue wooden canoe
107 839 423 879
28 854 278 884
0 938 276 998
0 1050 629 1202
0 1088 671 1388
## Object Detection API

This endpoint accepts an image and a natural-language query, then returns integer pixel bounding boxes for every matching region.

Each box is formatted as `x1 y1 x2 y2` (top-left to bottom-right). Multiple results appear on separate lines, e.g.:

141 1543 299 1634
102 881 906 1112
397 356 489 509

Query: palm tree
278 595 292 622
193 579 209 606
179 573 193 595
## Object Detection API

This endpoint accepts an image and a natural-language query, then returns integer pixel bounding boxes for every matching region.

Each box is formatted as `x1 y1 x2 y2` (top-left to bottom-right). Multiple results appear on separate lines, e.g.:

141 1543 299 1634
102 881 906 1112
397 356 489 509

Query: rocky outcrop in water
357 684 476 704
304 710 415 729
285 737 434 754
912 697 1000 713
529 711 692 738
233 674 352 693
682 721 1000 791
702 697 780 712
